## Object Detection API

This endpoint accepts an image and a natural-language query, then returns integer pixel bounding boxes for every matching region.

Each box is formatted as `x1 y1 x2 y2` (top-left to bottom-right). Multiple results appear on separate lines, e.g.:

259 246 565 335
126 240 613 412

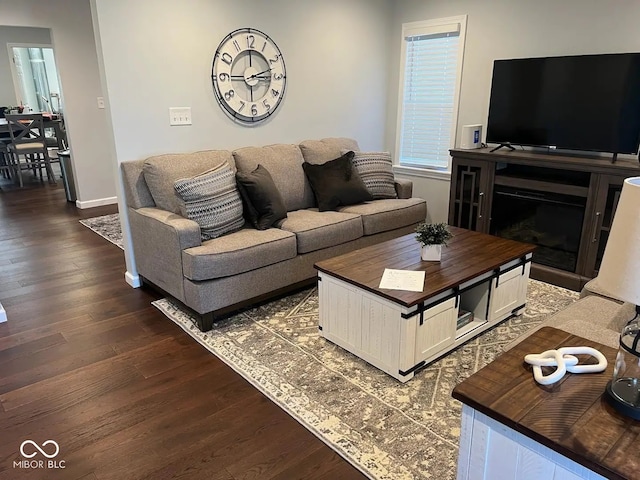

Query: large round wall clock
211 28 287 124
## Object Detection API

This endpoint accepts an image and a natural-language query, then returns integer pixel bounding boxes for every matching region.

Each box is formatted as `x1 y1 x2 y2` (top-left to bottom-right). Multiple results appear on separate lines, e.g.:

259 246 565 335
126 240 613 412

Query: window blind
399 26 460 170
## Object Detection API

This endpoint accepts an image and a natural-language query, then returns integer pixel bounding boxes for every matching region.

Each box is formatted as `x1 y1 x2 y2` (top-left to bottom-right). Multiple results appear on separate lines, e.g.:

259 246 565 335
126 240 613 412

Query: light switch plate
97 96 105 109
169 107 192 126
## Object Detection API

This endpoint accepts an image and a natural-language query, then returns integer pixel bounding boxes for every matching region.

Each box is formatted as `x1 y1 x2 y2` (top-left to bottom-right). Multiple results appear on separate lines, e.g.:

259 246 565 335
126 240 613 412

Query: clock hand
248 67 272 79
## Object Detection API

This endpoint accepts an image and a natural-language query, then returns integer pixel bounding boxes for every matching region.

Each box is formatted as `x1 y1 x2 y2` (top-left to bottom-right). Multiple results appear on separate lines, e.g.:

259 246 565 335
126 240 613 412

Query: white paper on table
379 268 425 292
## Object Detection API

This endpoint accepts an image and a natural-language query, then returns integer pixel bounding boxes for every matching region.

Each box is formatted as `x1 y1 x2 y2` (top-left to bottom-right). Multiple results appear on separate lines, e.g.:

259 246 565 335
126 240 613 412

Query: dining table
0 114 66 149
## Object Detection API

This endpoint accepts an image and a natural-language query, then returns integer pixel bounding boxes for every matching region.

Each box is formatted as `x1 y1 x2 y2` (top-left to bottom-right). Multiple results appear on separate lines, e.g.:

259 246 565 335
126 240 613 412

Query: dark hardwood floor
0 181 365 480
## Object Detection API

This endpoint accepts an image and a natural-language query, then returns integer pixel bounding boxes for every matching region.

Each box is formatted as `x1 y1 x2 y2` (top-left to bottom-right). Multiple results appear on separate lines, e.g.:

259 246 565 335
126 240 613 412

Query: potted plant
415 222 453 261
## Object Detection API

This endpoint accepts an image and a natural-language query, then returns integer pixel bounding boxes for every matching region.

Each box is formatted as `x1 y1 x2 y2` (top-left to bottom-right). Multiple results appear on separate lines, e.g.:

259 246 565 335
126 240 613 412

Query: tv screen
486 53 640 154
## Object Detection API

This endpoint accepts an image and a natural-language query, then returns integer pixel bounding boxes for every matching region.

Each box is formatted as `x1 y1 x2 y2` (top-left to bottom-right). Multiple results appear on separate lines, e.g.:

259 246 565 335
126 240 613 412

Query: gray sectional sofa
504 277 635 351
121 138 427 330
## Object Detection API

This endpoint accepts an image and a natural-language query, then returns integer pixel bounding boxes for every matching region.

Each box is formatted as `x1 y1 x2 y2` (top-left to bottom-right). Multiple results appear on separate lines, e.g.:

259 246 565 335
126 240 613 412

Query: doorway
8 44 61 113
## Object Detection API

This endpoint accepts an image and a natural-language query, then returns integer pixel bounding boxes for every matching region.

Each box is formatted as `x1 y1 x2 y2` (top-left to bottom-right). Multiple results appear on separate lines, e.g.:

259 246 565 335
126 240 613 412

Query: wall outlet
169 107 192 126
97 96 105 109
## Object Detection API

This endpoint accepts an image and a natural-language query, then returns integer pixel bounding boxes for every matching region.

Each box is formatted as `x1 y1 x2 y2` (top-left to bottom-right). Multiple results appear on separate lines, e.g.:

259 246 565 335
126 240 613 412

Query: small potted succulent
415 222 453 261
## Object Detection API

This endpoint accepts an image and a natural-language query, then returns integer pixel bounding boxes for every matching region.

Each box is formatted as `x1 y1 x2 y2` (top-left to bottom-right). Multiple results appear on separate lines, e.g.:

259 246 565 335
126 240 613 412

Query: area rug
152 281 579 480
79 213 124 249
79 213 580 478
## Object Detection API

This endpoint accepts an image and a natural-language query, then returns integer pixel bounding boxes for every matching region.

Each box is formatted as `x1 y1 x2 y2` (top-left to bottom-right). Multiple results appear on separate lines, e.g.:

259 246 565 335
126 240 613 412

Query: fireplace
490 185 586 272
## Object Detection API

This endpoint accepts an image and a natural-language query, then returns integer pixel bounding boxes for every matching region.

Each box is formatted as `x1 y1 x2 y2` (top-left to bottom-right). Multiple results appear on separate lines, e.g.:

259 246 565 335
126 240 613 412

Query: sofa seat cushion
338 198 426 235
182 227 296 280
233 144 315 212
143 150 234 214
278 209 363 254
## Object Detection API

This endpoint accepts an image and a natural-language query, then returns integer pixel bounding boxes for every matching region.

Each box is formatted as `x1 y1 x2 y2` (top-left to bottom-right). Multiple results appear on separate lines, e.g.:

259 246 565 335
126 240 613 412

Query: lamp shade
598 177 640 305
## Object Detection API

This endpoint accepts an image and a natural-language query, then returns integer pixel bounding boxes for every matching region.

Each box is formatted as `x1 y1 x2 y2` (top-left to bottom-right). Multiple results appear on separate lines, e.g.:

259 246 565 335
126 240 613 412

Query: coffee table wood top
453 326 634 480
314 227 535 308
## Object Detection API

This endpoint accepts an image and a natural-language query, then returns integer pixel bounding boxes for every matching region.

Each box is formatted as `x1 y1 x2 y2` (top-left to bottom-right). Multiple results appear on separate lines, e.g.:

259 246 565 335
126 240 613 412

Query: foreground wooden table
453 326 635 480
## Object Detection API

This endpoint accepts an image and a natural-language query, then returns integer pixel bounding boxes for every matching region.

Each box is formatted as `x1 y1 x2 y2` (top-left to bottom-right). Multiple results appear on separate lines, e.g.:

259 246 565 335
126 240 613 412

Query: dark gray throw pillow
235 164 287 230
302 151 373 211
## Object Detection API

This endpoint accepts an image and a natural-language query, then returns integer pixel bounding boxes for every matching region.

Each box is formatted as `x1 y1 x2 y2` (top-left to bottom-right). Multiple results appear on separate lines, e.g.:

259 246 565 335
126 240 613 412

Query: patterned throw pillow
343 151 397 199
174 161 245 240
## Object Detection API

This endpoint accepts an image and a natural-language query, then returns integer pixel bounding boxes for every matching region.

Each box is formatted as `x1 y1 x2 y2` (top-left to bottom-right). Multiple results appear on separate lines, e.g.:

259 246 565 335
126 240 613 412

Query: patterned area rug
153 281 579 480
79 213 124 249
78 213 580 478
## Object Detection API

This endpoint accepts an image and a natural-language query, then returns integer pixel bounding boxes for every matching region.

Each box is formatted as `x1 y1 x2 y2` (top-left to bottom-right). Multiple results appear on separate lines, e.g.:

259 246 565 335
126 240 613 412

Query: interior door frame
7 42 54 108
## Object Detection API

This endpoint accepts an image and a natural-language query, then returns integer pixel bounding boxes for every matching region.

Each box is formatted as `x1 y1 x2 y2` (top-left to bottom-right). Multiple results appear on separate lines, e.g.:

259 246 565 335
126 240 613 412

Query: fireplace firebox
448 148 640 290
490 186 586 272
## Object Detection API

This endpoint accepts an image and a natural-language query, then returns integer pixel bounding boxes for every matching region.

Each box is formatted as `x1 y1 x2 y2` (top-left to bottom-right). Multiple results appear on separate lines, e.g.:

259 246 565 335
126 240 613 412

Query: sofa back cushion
299 137 360 165
142 150 234 214
233 144 315 211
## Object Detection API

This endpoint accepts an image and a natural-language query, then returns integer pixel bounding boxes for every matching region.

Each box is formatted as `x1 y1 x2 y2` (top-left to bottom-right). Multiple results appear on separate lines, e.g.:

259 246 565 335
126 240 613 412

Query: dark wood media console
448 148 640 290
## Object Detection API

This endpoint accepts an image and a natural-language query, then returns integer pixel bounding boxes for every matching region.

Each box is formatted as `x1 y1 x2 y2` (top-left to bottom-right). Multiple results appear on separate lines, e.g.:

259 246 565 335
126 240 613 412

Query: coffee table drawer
489 261 530 322
414 297 457 363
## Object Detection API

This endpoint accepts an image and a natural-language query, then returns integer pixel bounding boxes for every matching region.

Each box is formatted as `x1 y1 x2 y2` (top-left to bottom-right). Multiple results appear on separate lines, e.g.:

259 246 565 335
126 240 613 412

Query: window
9 45 62 113
396 17 466 172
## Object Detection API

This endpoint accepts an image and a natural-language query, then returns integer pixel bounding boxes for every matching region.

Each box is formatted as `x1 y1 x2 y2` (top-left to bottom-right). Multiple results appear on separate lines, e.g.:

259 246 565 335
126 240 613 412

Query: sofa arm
395 178 413 199
128 207 201 302
580 276 624 303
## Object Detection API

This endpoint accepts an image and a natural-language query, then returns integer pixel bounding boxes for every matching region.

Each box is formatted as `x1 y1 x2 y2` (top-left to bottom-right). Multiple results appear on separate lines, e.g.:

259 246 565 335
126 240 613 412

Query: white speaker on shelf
460 124 483 149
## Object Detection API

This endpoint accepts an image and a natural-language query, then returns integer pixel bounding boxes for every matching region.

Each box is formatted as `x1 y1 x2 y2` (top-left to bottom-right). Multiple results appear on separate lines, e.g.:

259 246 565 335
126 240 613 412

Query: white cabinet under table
315 229 535 382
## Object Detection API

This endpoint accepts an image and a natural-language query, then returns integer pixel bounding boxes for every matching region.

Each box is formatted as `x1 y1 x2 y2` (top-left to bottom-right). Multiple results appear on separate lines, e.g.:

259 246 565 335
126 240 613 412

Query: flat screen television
486 53 640 155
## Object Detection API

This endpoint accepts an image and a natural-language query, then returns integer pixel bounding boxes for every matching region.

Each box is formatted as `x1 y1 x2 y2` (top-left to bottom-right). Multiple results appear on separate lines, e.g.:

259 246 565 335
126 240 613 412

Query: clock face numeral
212 28 286 123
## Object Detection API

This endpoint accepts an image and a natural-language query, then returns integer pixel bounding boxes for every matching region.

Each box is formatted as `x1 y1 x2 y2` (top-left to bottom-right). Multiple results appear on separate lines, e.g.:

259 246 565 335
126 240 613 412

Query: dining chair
0 141 15 182
44 115 67 153
5 114 57 187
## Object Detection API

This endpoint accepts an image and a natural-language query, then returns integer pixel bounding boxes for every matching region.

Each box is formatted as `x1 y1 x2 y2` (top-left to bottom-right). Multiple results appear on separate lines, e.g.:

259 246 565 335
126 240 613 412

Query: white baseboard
125 271 142 288
76 196 118 209
0 302 7 323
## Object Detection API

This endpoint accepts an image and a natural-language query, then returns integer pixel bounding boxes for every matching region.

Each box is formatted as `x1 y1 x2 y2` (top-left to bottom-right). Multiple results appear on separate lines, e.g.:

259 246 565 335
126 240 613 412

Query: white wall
93 0 391 158
387 0 640 223
0 0 116 206
91 0 393 282
0 26 51 107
